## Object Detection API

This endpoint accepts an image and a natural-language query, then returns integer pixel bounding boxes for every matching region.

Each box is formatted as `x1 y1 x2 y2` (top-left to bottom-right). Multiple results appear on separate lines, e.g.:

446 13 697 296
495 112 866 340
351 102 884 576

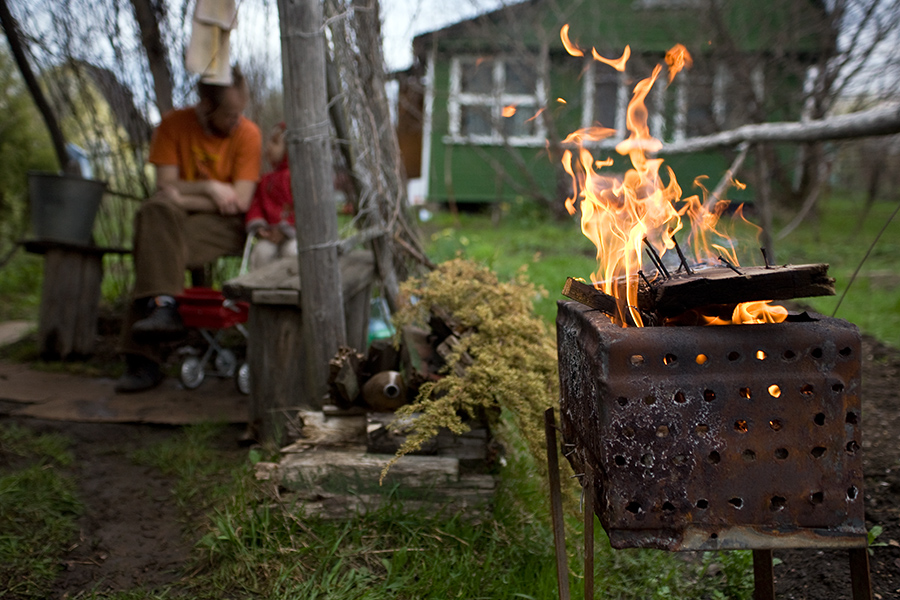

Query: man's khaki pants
121 197 245 362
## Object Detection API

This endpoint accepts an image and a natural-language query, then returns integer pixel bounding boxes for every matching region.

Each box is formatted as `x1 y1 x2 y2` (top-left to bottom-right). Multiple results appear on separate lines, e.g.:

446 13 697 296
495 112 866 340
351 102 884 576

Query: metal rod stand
544 408 571 600
752 550 775 600
584 462 595 600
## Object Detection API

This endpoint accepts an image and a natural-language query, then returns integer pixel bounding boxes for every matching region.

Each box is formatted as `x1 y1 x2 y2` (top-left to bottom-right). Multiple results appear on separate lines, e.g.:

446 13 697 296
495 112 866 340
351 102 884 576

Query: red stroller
175 287 250 394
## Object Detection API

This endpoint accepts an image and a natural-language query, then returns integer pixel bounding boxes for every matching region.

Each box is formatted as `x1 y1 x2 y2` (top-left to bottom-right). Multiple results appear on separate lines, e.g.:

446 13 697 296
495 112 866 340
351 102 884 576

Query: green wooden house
396 0 832 207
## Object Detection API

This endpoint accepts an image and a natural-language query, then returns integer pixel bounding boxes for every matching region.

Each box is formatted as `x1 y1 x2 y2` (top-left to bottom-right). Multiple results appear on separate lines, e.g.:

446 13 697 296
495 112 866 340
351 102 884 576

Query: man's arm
155 165 255 215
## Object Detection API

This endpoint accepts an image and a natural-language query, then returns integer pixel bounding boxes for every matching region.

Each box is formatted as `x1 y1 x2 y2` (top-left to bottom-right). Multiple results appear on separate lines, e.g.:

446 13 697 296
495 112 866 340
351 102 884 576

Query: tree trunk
278 0 346 408
129 0 173 115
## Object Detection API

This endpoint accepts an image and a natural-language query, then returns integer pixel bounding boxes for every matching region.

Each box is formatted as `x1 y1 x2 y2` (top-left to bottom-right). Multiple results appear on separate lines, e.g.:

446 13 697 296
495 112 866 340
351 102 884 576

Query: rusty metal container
556 300 865 551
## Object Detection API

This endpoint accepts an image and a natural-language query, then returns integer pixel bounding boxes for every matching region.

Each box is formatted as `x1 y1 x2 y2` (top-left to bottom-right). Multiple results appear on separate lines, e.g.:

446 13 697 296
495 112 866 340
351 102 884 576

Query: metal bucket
28 172 105 245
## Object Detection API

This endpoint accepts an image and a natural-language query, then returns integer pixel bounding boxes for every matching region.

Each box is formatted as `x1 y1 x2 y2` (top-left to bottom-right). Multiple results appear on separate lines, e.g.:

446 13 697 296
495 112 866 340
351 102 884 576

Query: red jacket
245 158 295 237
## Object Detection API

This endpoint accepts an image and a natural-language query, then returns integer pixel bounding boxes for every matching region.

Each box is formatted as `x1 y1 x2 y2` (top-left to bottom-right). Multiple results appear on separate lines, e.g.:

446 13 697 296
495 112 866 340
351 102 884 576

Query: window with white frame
583 56 730 144
448 55 546 145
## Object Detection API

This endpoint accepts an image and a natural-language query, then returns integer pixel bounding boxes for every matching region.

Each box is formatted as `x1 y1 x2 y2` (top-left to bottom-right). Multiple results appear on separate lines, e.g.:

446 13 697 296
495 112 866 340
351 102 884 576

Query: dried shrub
382 259 558 480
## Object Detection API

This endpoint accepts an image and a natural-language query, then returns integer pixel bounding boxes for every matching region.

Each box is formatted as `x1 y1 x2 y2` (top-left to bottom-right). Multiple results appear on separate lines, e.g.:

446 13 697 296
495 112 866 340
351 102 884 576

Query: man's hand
207 180 242 215
154 165 255 214
154 183 182 206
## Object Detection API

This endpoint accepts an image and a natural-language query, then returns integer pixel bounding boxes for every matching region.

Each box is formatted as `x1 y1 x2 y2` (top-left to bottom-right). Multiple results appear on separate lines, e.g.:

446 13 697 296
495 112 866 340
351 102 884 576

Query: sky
379 0 507 71
233 0 509 75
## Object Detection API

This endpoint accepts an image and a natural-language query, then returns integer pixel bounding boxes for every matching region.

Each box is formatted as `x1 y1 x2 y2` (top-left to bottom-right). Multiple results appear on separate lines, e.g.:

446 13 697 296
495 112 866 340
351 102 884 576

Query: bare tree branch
658 103 900 154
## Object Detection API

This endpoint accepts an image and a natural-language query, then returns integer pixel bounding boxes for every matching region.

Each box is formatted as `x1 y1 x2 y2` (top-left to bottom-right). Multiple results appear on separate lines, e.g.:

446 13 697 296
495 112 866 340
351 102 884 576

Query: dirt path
0 416 244 596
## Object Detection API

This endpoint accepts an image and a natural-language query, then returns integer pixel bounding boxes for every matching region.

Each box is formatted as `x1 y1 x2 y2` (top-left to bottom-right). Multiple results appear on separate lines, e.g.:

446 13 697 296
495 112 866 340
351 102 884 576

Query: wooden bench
22 240 130 360
223 250 377 444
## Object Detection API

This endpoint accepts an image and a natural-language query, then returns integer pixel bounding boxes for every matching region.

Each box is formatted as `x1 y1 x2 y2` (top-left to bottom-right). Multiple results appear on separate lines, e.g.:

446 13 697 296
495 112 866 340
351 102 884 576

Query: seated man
116 66 262 393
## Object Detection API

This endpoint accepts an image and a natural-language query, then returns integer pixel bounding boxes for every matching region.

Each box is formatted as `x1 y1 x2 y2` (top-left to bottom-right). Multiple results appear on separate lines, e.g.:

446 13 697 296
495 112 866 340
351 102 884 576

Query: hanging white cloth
185 0 238 85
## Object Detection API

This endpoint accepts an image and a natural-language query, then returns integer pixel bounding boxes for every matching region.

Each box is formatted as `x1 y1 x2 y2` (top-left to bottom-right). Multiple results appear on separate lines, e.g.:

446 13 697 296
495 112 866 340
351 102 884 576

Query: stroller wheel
180 356 206 389
236 362 251 395
215 349 237 377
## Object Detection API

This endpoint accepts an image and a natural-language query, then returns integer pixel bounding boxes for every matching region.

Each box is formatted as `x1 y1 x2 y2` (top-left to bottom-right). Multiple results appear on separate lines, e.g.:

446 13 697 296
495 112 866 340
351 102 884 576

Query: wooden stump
38 247 102 359
227 250 376 446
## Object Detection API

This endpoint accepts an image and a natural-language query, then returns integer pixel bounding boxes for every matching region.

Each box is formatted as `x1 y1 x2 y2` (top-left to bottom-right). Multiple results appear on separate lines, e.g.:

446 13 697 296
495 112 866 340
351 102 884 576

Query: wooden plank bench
22 239 130 360
223 250 377 444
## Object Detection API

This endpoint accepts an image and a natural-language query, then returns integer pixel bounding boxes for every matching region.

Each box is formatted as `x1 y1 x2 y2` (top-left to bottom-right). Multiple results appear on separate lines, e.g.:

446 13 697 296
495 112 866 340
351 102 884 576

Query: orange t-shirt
148 108 262 183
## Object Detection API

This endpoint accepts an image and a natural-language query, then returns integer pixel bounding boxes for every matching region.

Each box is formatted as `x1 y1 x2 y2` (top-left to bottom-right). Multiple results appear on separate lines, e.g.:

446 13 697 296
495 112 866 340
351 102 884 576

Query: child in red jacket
245 122 297 270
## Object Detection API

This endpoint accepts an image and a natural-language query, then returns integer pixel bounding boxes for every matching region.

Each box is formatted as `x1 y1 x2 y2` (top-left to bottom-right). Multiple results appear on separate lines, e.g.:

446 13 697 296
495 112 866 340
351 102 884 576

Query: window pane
505 60 537 95
594 73 619 128
687 72 716 137
461 105 493 136
501 106 537 137
461 60 494 94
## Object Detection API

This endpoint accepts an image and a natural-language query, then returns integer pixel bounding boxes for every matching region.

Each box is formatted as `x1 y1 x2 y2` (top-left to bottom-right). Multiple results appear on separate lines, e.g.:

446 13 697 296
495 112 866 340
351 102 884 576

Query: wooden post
278 0 346 409
37 248 102 359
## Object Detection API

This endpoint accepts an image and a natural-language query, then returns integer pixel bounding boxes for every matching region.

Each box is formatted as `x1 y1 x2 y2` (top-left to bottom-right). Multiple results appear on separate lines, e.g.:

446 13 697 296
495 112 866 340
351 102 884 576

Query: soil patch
0 416 246 597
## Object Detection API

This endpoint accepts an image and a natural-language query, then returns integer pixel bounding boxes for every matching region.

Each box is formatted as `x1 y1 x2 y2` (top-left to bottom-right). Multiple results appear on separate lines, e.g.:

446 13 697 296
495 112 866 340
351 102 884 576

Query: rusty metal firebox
556 300 865 552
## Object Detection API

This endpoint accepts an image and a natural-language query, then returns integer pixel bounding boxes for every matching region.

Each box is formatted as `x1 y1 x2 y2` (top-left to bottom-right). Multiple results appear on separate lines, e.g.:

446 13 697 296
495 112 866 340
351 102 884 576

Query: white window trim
421 47 436 200
582 61 629 147
445 54 548 146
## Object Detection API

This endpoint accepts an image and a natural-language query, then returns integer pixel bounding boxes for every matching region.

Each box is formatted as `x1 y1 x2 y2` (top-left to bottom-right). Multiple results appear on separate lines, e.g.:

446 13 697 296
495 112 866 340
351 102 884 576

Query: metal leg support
752 549 775 600
544 408 571 600
849 547 873 600
584 462 594 600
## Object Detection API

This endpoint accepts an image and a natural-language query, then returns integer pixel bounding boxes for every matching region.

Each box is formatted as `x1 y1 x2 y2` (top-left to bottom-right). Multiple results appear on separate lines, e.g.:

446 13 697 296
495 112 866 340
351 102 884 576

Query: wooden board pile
259 308 499 519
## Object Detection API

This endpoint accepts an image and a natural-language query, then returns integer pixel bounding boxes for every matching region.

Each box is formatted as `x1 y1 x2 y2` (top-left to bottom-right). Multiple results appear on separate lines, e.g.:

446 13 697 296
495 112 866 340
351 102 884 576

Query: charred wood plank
648 263 834 317
561 278 654 327
564 263 834 322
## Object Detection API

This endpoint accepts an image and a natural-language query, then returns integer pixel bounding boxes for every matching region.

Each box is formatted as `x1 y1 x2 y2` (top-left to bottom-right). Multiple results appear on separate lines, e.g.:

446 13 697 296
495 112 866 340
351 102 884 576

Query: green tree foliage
0 46 56 256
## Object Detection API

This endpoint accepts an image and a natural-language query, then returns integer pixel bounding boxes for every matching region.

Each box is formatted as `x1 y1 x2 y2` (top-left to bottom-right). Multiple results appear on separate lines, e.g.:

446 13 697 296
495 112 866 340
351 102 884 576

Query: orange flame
665 43 692 83
527 107 546 122
560 24 583 57
562 35 765 327
592 45 630 72
733 301 788 324
502 105 517 117
666 301 788 326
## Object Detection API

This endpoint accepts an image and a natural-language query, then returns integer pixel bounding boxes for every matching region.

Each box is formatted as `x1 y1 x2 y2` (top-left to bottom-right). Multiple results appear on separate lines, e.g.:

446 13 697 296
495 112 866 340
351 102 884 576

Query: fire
733 301 788 324
560 27 773 327
502 105 517 118
664 301 788 326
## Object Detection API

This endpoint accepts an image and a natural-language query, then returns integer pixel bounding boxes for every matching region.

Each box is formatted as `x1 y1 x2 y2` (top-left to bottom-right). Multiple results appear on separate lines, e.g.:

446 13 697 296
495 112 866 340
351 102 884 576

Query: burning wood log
562 262 835 323
561 278 654 327
648 263 834 317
